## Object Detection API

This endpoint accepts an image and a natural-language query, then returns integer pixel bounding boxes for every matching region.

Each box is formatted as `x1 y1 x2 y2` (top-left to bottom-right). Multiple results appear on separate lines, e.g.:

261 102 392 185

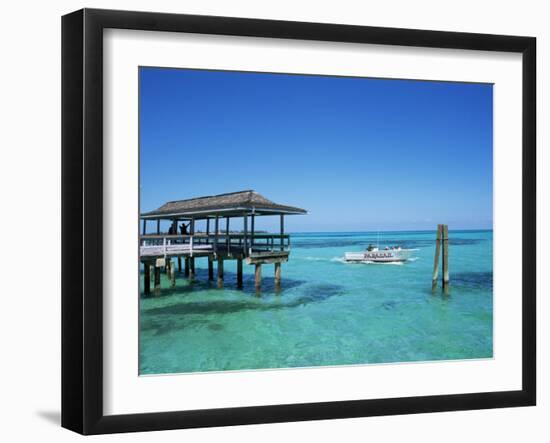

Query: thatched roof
141 190 307 220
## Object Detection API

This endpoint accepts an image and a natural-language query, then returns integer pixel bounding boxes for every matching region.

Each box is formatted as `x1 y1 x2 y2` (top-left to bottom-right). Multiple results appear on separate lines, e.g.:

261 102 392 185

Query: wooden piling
208 257 214 281
442 224 449 291
154 265 161 296
170 262 176 287
237 256 243 288
189 257 195 280
177 256 182 272
184 257 190 277
432 224 450 293
144 262 151 296
255 264 262 289
432 224 442 292
274 262 281 286
217 258 224 288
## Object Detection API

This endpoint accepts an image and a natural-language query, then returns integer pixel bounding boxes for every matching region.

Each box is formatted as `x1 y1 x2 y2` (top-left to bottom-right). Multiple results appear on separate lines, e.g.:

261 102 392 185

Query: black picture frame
61 8 536 435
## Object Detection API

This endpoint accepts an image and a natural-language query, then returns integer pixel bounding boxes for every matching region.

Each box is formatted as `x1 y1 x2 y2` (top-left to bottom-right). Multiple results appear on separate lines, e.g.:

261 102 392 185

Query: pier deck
139 190 306 294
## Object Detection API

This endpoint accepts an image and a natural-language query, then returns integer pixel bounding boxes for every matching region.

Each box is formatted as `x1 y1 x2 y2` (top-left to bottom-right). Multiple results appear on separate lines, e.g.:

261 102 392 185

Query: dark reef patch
142 283 344 318
452 271 493 291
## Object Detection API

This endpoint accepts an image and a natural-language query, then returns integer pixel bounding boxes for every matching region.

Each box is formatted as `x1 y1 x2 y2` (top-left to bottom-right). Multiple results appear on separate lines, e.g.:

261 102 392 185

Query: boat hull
344 249 416 263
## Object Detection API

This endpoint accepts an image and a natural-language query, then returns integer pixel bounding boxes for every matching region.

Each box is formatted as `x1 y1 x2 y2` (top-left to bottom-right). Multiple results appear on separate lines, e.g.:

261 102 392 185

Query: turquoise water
139 230 493 375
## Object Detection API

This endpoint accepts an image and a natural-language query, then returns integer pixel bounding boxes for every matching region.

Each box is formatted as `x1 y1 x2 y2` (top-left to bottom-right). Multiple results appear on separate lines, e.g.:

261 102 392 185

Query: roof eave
140 206 307 219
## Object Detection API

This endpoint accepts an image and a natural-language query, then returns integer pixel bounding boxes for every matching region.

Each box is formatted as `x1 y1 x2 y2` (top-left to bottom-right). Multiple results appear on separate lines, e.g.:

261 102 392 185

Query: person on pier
179 223 188 235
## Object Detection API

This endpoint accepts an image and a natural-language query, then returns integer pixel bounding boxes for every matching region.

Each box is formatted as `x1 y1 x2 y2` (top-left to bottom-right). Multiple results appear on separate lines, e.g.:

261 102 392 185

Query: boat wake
330 257 347 263
302 256 332 262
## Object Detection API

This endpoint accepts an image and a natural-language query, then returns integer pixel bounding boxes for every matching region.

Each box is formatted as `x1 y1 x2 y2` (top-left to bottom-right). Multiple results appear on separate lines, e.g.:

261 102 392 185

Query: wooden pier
139 190 306 295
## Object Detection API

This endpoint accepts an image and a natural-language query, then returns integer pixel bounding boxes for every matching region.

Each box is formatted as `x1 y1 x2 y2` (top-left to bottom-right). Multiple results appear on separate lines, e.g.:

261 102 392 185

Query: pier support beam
189 257 195 280
184 257 190 278
255 264 262 289
237 257 243 288
154 265 161 296
217 258 224 288
208 257 214 281
169 261 176 287
274 262 281 286
144 263 151 296
178 256 182 272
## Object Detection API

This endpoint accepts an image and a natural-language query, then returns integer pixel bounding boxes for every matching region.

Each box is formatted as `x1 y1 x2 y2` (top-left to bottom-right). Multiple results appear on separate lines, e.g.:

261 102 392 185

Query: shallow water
139 230 493 375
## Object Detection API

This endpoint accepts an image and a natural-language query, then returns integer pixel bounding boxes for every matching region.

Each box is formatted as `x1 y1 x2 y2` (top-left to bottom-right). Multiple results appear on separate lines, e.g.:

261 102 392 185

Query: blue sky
140 67 493 233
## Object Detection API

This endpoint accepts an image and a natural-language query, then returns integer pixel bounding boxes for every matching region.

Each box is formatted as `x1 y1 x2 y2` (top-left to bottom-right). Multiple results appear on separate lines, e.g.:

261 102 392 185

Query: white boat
344 245 417 263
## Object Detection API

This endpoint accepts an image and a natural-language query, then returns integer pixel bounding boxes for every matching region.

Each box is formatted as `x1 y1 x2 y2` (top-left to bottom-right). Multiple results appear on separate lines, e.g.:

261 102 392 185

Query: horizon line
287 228 493 234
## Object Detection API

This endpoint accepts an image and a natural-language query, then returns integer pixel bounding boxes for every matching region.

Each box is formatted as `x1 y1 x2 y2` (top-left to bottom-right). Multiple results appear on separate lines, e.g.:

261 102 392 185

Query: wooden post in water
184 257 190 278
255 264 262 289
177 256 182 272
189 257 195 280
165 258 171 276
442 224 450 292
144 262 151 296
274 262 281 286
169 261 176 287
432 224 450 293
237 256 243 288
208 256 214 281
217 258 224 288
432 224 442 292
154 265 161 296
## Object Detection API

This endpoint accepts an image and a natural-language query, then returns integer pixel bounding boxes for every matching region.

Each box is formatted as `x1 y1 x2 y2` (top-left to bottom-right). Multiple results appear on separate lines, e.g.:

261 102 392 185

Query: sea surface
139 230 493 375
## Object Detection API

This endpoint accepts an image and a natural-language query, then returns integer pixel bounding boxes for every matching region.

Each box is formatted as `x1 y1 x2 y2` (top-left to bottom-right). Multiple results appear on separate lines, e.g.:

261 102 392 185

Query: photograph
138 66 494 375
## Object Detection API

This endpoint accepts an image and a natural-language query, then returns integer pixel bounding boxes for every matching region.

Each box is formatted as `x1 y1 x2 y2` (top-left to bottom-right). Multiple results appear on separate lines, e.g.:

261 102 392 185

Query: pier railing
139 233 290 259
